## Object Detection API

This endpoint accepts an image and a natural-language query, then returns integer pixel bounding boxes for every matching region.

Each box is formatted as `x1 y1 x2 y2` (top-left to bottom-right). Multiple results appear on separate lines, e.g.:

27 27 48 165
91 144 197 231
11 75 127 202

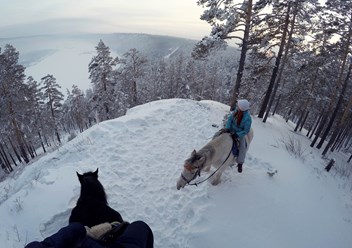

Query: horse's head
177 150 205 190
76 168 107 204
77 168 99 184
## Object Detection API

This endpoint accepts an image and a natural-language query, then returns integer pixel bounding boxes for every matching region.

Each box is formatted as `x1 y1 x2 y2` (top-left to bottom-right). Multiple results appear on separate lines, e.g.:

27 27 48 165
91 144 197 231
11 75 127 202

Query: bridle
180 138 235 187
180 163 203 185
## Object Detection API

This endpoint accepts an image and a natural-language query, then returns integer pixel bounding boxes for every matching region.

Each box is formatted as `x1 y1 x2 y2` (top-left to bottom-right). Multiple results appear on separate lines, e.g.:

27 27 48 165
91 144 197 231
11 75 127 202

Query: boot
237 163 243 173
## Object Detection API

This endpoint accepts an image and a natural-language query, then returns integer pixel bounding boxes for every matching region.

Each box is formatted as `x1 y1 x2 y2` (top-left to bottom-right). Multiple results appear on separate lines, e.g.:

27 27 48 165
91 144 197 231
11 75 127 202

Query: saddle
215 128 240 156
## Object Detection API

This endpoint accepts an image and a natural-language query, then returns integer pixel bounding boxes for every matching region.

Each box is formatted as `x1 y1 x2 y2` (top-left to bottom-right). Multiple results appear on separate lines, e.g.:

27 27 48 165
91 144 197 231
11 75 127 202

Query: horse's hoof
211 179 220 186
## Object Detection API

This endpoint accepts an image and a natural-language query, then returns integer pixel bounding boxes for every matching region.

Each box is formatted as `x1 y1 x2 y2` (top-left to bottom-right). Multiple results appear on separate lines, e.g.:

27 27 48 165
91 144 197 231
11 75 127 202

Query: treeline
0 42 237 173
194 0 352 159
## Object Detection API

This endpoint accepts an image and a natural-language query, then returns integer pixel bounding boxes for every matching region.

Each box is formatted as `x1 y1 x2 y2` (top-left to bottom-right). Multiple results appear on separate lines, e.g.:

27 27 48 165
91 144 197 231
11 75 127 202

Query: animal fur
177 128 254 190
69 169 123 227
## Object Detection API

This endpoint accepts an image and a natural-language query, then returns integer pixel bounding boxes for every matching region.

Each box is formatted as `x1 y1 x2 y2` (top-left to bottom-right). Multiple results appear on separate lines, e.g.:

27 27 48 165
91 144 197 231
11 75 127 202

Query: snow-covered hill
0 99 351 248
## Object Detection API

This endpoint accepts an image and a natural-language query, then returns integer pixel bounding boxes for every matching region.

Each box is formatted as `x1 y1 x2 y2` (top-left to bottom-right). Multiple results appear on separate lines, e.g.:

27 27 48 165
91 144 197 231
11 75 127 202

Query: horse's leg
210 172 221 185
211 164 228 185
211 157 235 185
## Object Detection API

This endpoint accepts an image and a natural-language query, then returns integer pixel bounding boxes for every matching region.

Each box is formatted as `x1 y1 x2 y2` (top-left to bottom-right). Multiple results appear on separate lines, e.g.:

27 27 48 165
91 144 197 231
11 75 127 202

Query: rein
184 137 235 187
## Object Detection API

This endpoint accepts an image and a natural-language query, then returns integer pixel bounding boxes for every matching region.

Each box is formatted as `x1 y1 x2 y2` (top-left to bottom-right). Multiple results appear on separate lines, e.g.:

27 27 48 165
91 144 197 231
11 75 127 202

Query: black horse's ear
93 168 99 178
76 171 82 181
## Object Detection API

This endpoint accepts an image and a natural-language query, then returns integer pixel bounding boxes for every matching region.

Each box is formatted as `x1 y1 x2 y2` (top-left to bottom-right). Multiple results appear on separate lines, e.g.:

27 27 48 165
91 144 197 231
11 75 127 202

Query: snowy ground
1 99 352 248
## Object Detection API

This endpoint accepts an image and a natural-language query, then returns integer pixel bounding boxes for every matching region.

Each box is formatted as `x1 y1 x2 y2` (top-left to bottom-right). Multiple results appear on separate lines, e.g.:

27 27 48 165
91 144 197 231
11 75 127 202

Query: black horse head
69 168 124 227
76 168 107 205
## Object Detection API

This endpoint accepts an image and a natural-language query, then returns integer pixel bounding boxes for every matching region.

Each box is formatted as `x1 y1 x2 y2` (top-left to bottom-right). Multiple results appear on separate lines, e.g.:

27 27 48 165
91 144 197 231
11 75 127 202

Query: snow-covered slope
0 99 351 248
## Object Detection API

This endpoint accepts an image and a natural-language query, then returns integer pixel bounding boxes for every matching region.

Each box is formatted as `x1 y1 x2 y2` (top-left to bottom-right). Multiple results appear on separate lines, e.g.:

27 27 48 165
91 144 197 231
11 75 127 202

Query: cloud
0 18 119 38
0 0 209 39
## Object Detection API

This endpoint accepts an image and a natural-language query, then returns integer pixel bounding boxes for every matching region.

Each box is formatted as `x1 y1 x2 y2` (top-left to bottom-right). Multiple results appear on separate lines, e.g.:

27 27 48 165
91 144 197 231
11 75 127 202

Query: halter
181 137 235 187
180 164 202 185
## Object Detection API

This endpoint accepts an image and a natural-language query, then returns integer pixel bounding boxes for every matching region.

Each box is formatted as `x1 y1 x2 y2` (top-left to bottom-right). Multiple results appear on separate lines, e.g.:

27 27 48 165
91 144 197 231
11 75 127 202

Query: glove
220 128 230 133
85 222 113 240
232 133 238 138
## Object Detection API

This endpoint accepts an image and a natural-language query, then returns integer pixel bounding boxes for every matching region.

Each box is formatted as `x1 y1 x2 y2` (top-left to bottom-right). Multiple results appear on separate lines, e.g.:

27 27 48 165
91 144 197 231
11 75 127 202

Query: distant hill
0 33 237 94
0 33 200 66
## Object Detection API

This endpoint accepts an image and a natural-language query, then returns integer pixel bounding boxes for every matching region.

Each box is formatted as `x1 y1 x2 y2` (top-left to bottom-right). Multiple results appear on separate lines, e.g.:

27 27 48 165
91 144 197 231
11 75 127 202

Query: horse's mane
185 135 221 164
185 152 203 164
77 171 108 205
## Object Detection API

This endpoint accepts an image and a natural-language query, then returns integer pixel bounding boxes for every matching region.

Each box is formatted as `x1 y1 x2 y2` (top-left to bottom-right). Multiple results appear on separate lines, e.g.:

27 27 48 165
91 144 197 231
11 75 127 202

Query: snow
1 98 352 248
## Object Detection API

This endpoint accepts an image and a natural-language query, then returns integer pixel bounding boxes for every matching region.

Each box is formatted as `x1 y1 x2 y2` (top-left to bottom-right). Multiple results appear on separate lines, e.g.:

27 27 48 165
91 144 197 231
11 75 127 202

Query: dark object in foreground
25 221 154 248
69 169 123 227
325 159 335 172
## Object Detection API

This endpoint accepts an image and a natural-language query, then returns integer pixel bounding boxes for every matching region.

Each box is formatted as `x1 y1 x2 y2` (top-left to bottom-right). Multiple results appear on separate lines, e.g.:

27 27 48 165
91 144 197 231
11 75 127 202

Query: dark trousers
25 221 153 248
114 221 154 248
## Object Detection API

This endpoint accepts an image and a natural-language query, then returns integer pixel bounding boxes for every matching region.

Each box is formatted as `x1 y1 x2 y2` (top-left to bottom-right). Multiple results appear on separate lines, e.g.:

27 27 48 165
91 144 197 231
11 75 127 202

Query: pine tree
40 74 64 144
25 76 47 153
316 0 352 150
193 0 256 109
116 48 148 106
0 44 30 164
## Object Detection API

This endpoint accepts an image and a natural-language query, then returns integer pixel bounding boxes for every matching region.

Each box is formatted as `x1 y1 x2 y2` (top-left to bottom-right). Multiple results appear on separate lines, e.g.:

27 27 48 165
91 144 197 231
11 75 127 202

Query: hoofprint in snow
1 99 352 248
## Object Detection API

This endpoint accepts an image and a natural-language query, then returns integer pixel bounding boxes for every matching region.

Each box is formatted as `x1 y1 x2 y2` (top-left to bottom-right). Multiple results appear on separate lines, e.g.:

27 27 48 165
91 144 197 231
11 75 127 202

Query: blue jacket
225 109 252 138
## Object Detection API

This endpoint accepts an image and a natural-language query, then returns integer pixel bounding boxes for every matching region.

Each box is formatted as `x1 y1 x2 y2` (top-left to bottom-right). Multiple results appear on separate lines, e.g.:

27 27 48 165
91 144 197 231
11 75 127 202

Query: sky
0 98 352 248
0 0 211 39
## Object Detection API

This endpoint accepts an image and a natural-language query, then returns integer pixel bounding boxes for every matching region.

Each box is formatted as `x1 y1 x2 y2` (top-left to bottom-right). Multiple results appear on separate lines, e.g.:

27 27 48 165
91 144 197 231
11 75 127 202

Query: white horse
176 129 254 190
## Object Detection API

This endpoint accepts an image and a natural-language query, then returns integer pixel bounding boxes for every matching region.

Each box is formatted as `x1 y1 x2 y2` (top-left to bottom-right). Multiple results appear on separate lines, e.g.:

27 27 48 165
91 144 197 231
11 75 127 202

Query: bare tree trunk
294 110 305 132
299 111 309 132
272 94 281 116
319 62 352 151
341 120 352 150
258 3 291 119
317 16 352 149
8 136 22 163
38 131 46 153
263 1 298 122
0 143 13 172
229 0 253 110
311 112 329 147
331 128 344 152
285 108 292 122
308 112 323 139
322 125 341 156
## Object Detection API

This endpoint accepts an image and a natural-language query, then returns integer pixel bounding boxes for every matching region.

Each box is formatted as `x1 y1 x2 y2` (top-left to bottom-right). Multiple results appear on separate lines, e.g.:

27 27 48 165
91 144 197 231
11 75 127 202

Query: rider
25 220 154 248
225 99 252 173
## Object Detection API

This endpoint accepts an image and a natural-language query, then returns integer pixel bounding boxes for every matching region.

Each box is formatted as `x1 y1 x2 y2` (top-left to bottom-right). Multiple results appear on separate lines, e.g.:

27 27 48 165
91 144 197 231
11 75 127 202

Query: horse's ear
76 172 82 181
191 150 197 157
93 168 99 178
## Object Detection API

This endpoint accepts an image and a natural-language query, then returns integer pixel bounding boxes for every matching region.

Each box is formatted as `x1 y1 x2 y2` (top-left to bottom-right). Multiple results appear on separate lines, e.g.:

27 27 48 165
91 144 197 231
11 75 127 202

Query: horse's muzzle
176 176 186 190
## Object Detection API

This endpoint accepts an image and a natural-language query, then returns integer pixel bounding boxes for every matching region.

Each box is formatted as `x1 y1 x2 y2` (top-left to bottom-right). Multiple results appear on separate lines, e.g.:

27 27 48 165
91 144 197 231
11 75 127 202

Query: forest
0 0 351 176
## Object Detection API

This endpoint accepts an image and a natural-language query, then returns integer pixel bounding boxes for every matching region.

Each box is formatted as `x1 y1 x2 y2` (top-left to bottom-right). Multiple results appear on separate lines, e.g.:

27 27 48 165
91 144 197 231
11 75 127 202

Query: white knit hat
237 99 250 111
